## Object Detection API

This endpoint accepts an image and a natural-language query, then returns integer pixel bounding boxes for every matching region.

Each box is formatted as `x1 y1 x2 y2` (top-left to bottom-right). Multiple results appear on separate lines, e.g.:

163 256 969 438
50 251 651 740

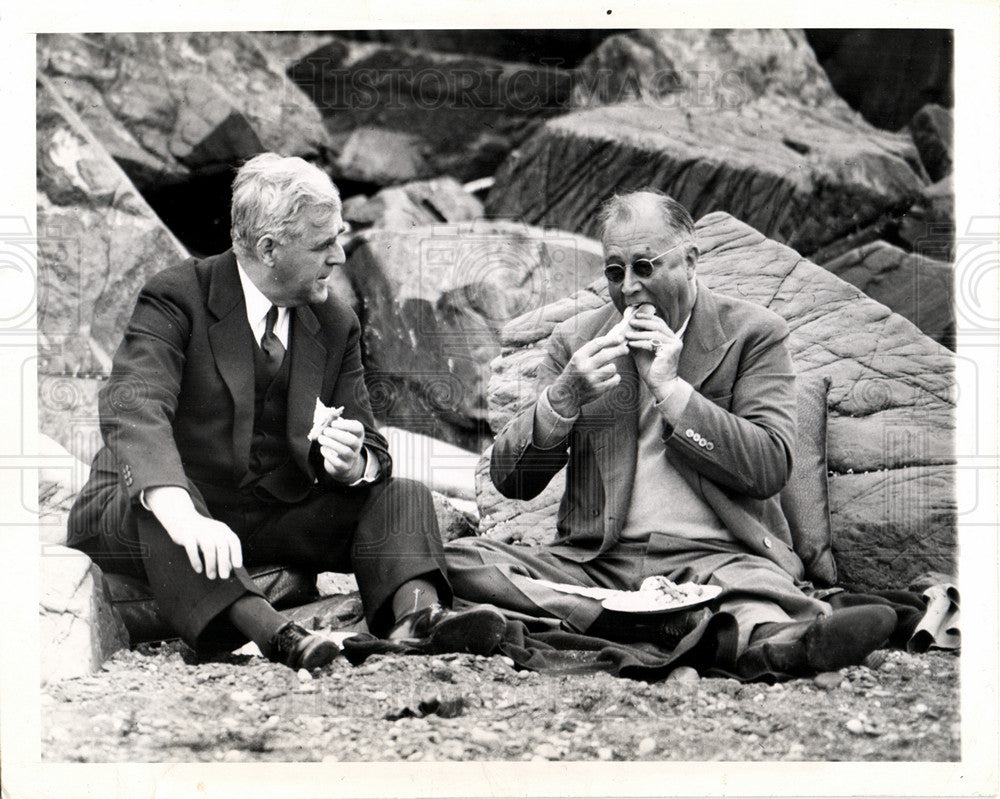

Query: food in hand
609 303 655 341
307 399 344 442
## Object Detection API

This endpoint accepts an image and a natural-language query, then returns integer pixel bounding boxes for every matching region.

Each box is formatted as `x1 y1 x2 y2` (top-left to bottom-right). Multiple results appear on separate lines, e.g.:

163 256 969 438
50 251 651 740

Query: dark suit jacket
68 249 390 546
490 280 806 580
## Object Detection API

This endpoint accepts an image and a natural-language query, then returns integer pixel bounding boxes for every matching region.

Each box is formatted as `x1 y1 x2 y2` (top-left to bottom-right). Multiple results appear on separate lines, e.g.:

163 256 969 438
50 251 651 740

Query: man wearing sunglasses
446 189 895 678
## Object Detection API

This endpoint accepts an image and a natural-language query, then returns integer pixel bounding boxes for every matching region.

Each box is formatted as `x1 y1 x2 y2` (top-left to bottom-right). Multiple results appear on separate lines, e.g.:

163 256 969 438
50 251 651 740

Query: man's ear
685 246 699 278
255 234 278 266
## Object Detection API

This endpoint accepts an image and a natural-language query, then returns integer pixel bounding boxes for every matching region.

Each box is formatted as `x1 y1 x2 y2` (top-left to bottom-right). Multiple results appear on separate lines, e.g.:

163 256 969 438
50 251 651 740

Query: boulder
288 37 573 185
36 76 188 379
37 32 331 192
337 30 614 67
342 177 483 232
907 104 953 182
37 376 104 464
478 212 955 591
484 95 925 257
344 221 605 452
38 433 91 546
572 29 846 110
898 176 955 262
805 29 953 131
40 546 130 684
824 241 954 348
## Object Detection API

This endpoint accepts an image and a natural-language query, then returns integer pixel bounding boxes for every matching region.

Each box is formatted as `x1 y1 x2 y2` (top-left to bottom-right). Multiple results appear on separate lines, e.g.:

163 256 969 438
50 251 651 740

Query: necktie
259 305 285 381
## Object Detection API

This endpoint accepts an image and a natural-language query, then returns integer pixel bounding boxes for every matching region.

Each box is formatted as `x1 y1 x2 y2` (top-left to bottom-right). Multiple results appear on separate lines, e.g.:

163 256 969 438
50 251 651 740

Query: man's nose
326 242 345 265
621 266 643 296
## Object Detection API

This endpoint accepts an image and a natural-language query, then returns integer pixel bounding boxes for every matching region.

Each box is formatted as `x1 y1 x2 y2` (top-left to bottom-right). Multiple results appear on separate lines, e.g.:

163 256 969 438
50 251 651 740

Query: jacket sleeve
490 325 575 500
311 310 392 486
661 315 796 500
98 271 194 501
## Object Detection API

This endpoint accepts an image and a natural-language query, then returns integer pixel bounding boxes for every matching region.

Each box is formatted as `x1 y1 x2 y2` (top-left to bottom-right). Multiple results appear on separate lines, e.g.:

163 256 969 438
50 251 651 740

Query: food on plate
307 399 344 442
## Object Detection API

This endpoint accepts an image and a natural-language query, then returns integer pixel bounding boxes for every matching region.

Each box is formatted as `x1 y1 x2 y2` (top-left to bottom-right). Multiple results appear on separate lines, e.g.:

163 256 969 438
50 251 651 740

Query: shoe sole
296 637 340 670
804 606 897 671
428 608 507 656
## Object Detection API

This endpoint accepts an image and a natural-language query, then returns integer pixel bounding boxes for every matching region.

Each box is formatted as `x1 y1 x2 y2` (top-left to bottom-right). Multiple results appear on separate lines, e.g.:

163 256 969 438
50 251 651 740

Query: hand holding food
307 399 344 442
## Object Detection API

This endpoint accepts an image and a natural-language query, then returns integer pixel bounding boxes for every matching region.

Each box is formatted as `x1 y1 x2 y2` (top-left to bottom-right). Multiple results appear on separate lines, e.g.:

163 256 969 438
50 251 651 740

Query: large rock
40 546 130 684
572 29 846 110
898 176 955 262
344 221 605 452
485 95 925 257
824 241 954 349
289 37 573 185
337 30 614 66
36 76 189 378
478 212 955 591
907 104 953 182
805 29 953 131
37 33 331 192
342 177 483 232
37 376 104 464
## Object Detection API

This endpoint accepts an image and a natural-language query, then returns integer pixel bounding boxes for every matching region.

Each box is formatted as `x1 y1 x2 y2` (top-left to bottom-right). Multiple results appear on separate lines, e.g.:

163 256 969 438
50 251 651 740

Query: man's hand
318 416 367 483
548 334 629 417
624 307 683 398
144 486 243 580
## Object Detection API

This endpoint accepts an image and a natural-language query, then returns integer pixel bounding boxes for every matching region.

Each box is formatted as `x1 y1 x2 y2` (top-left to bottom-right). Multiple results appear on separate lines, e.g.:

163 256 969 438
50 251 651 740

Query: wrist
547 379 581 418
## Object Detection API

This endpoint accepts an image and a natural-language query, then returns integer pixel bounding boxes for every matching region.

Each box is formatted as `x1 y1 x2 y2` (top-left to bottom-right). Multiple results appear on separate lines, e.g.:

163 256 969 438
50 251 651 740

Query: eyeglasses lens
604 259 655 283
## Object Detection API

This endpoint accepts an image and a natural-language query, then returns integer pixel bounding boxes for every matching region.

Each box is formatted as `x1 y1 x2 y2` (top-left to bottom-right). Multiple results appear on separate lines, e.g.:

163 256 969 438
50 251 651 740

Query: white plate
601 583 722 614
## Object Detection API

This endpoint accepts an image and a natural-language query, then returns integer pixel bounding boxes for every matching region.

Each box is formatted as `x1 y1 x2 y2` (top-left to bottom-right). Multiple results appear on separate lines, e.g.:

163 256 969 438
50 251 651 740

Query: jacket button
698 439 707 448
706 442 714 451
763 537 772 549
685 428 694 438
592 509 600 517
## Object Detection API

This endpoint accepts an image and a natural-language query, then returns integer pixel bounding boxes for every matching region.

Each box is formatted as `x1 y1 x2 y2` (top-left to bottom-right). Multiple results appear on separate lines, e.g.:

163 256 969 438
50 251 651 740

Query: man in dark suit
446 190 895 676
68 153 506 670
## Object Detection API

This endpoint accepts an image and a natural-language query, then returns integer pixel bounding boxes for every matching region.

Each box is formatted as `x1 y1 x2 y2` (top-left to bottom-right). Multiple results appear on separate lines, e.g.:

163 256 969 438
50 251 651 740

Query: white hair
230 153 341 257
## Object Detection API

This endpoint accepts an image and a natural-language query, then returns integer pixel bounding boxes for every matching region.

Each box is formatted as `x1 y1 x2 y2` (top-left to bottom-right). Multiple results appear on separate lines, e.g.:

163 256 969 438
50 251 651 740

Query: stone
432 492 479 543
814 671 845 690
289 37 573 184
478 212 954 590
343 220 604 452
36 76 189 379
380 426 480 502
636 737 657 756
40 546 130 684
824 241 954 348
37 32 331 192
342 177 483 232
898 176 955 263
337 30 614 66
805 29 953 131
37 433 90 546
572 29 846 110
666 666 700 684
907 104 953 182
485 95 925 257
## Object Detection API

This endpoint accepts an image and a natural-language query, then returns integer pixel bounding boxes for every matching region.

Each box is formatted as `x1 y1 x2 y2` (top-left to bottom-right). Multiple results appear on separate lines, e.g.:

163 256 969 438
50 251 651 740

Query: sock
226 595 291 652
391 577 440 623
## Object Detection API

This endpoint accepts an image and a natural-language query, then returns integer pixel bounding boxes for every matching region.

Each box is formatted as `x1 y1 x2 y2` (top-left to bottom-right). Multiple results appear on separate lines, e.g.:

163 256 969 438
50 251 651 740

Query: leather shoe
268 621 339 670
736 606 896 676
387 603 507 656
586 607 708 648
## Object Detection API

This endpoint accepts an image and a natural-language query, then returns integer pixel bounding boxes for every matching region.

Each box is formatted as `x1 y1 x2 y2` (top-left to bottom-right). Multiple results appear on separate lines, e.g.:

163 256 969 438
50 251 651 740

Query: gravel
41 644 959 762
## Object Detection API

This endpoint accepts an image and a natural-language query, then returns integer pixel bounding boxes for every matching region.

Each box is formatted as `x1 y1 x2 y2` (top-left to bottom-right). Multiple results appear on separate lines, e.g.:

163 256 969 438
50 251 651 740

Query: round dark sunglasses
604 243 685 284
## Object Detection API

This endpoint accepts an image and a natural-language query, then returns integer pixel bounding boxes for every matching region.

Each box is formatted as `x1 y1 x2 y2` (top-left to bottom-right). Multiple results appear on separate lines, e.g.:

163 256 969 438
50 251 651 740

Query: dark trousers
71 472 448 651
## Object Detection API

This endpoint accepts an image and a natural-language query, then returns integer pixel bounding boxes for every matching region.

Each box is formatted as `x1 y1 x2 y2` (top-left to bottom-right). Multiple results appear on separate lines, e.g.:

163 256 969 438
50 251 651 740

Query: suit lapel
677 281 736 391
287 304 327 475
206 252 255 478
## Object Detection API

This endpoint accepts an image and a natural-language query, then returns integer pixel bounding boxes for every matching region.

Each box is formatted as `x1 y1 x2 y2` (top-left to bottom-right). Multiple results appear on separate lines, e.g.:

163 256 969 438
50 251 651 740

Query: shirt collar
235 258 276 324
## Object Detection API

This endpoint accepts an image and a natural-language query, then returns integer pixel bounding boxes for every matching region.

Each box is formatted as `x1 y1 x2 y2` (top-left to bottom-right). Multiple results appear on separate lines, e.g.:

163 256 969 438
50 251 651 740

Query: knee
382 477 434 506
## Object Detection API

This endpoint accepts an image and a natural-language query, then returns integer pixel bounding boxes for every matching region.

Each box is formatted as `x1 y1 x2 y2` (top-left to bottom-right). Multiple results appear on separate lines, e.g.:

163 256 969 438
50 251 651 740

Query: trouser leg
444 538 614 633
244 478 448 636
641 536 831 656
